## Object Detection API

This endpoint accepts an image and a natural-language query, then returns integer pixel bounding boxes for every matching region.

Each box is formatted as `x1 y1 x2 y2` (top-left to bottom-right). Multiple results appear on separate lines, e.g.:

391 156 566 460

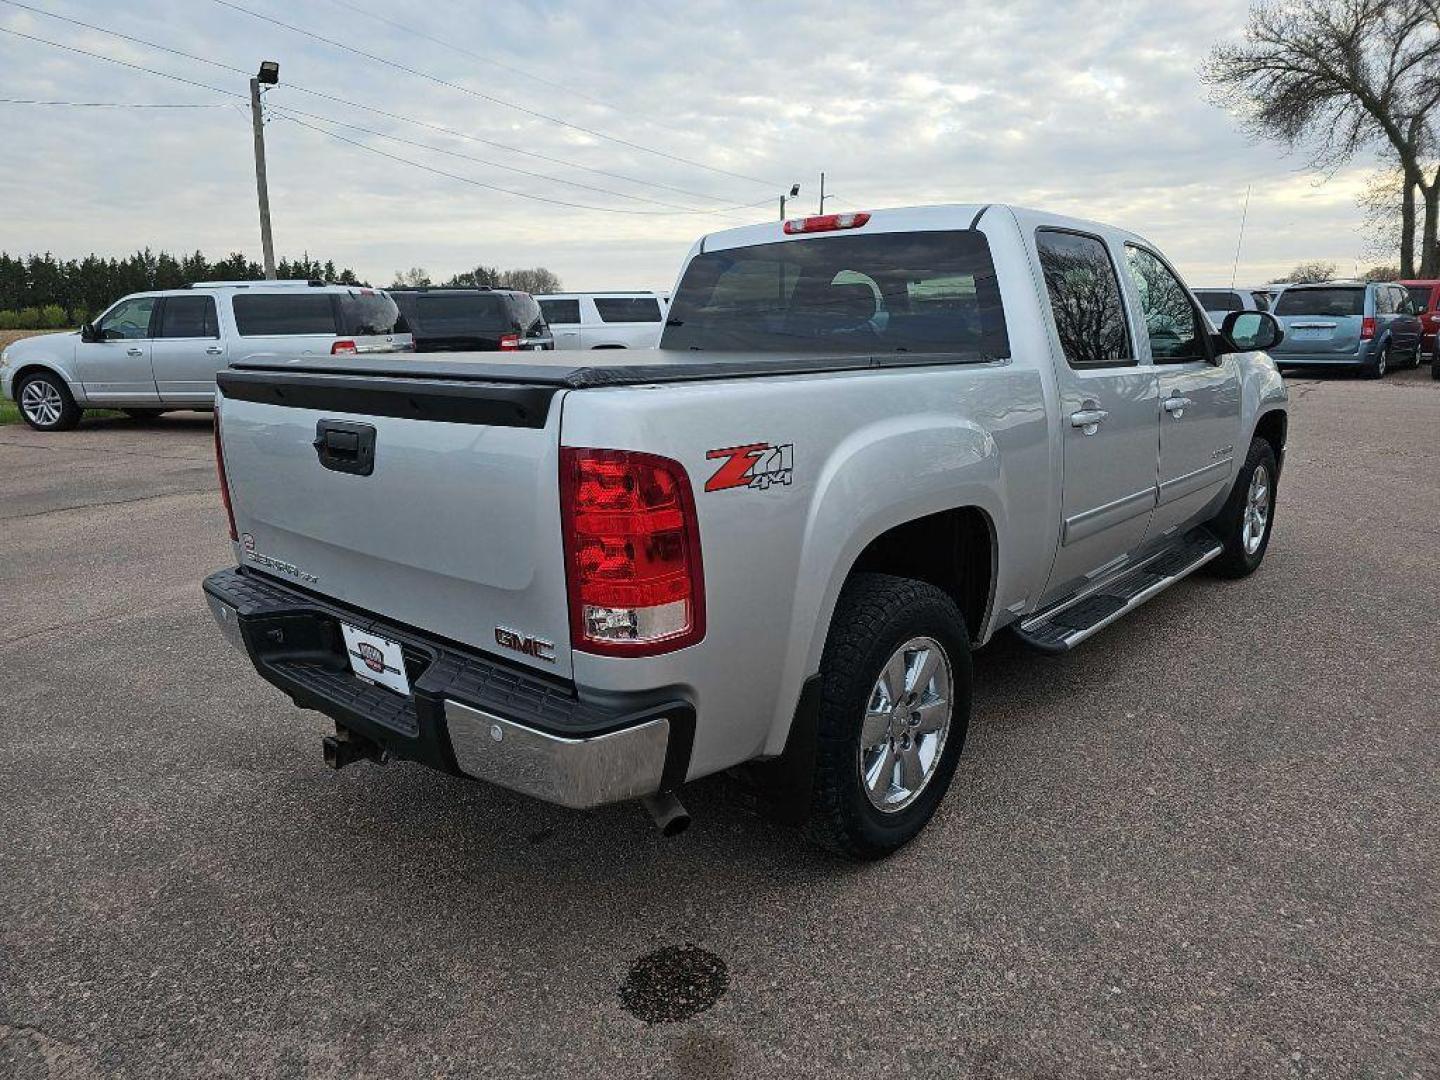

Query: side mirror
79 322 99 343
1218 310 1283 353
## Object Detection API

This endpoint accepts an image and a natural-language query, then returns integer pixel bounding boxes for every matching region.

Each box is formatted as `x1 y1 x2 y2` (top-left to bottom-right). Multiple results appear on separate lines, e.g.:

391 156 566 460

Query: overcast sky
0 0 1377 291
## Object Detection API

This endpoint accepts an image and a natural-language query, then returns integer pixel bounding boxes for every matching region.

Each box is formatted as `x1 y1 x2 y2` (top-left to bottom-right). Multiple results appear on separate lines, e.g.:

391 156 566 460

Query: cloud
0 0 1376 288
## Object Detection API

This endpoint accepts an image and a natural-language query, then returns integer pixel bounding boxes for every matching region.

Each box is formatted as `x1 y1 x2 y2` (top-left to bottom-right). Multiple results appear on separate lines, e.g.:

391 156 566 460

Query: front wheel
807 573 973 860
1208 436 1278 579
17 371 82 431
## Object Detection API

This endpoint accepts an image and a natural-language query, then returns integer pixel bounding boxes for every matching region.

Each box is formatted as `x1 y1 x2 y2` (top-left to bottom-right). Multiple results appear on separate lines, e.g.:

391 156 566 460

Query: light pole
250 60 279 280
779 183 800 221
818 171 826 214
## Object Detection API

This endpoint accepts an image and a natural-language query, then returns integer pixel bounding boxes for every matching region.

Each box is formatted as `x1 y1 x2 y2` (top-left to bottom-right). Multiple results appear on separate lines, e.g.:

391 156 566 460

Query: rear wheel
1364 344 1389 379
807 573 972 860
1208 436 1278 579
17 371 81 431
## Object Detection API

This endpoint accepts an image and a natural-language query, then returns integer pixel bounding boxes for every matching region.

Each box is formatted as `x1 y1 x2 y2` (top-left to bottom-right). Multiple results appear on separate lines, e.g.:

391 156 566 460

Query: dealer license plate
340 623 411 696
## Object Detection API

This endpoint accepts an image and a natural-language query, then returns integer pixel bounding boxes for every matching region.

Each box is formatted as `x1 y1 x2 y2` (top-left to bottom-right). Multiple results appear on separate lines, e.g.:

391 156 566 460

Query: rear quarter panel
561 358 1053 779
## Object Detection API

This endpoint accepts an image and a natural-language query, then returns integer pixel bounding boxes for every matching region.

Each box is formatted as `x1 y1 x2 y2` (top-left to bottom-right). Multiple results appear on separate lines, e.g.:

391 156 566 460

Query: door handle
1069 408 1109 435
206 346 224 355
1164 396 1193 417
126 347 143 357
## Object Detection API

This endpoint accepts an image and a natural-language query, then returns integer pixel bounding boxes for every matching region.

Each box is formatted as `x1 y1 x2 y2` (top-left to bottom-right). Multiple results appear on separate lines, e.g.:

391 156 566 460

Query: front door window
97 298 158 340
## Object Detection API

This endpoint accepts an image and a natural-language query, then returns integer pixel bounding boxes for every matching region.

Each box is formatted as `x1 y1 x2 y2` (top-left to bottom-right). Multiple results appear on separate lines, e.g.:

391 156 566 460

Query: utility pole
779 183 800 221
818 171 826 214
250 61 280 280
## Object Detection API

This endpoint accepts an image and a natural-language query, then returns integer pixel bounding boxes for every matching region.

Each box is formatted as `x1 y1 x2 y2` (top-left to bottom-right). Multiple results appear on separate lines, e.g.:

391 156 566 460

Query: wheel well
849 507 994 641
1254 410 1287 473
10 364 69 397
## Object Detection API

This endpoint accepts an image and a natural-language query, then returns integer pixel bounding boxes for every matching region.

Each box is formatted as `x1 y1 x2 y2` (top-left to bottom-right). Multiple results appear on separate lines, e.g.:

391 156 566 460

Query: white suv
535 292 667 350
0 280 412 431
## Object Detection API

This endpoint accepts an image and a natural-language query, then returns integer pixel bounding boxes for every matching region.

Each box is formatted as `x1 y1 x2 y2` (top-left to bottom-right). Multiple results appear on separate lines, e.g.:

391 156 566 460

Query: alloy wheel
1242 463 1271 556
858 636 953 813
20 380 64 428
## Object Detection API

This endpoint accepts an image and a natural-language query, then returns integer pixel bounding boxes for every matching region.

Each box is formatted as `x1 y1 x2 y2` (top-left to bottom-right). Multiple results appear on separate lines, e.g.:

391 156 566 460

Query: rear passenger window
158 295 218 339
594 297 662 323
539 299 580 324
1124 245 1207 363
232 294 338 336
1035 230 1132 368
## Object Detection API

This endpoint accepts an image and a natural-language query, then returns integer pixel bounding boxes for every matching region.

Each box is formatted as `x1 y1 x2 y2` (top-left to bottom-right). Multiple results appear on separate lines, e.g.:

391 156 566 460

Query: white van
535 292 667 350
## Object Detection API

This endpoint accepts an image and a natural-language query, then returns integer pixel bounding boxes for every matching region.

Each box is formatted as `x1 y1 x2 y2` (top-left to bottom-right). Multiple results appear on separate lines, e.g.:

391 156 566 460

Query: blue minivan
1268 281 1423 378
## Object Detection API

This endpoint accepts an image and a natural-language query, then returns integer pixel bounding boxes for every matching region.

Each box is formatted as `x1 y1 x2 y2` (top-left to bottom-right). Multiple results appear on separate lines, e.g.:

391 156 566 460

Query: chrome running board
1014 529 1222 653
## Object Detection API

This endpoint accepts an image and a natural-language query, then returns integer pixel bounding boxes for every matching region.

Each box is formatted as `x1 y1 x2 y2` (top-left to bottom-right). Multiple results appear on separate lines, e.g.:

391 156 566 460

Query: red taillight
214 408 237 542
331 339 358 355
1361 317 1376 340
560 448 704 656
498 332 521 351
783 211 871 235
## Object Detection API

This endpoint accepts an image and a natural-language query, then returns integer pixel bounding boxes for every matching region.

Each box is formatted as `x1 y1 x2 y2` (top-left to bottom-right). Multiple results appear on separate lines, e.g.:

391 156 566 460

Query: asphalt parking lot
2 368 1437 1079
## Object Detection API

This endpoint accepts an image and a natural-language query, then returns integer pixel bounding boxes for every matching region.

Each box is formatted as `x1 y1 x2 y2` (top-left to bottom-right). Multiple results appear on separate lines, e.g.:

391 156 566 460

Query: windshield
1275 287 1364 317
660 229 1010 356
339 291 403 335
413 293 508 334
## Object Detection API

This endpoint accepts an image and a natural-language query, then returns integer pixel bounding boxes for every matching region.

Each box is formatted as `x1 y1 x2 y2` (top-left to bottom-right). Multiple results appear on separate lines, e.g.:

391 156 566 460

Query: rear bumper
1272 349 1368 368
203 567 693 809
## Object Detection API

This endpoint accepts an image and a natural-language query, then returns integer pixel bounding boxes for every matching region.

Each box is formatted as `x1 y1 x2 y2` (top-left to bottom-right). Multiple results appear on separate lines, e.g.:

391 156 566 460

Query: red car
1399 279 1440 352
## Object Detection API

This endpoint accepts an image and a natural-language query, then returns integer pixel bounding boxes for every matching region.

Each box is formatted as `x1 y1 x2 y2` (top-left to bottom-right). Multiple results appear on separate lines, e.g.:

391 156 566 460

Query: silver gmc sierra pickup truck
204 204 1289 859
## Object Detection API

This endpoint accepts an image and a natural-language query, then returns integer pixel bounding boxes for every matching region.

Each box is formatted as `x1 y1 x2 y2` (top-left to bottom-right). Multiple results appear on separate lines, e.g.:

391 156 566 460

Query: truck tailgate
216 368 573 676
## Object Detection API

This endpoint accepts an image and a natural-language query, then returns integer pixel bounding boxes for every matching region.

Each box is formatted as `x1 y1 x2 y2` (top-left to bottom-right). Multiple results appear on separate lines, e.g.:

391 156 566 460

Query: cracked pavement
1 371 1437 1079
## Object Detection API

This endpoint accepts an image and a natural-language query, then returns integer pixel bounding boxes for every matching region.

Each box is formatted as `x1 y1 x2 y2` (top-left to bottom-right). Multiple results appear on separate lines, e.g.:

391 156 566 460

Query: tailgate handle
313 420 376 476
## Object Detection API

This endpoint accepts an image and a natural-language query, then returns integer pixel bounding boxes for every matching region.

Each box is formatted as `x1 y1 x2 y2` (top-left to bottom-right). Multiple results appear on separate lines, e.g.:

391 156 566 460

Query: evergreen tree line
0 250 368 329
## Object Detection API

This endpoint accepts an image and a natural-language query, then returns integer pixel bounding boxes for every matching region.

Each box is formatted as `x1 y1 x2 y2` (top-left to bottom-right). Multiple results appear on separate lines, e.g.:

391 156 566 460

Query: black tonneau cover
218 349 1001 427
226 347 999 389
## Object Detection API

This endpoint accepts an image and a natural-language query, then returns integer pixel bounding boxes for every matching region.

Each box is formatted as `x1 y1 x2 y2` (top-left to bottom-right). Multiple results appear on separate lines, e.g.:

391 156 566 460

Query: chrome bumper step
1015 529 1222 653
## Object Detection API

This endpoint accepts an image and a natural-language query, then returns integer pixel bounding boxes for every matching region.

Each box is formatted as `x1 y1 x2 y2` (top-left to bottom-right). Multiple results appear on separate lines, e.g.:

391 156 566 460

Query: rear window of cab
661 229 1009 357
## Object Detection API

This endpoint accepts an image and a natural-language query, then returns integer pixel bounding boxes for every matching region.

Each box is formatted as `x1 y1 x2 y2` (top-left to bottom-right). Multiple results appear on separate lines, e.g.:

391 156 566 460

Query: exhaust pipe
322 726 387 770
641 791 691 837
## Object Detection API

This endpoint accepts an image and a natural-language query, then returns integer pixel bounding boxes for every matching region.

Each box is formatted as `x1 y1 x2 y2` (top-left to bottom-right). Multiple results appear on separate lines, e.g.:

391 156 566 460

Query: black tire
15 370 82 431
806 573 973 860
1432 346 1440 380
1364 344 1389 379
1207 436 1278 579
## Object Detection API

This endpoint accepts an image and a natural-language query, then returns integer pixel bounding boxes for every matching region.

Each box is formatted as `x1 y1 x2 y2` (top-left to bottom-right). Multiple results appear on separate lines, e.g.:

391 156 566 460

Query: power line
317 0 692 135
210 0 783 189
0 0 749 206
0 96 229 108
277 112 771 217
264 104 771 215
0 26 771 218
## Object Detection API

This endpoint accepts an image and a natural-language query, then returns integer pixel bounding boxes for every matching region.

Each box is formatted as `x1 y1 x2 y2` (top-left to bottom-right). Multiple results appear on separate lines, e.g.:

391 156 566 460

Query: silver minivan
1 281 413 430
1268 281 1423 378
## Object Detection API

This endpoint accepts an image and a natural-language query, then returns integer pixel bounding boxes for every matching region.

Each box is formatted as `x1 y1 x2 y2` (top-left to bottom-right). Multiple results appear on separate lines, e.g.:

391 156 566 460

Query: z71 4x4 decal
705 442 794 492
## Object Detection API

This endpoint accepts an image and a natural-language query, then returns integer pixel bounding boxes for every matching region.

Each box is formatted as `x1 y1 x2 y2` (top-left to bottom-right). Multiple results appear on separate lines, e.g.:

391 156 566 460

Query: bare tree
444 264 562 293
391 267 431 287
1362 263 1402 278
1202 0 1440 275
1282 260 1339 283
